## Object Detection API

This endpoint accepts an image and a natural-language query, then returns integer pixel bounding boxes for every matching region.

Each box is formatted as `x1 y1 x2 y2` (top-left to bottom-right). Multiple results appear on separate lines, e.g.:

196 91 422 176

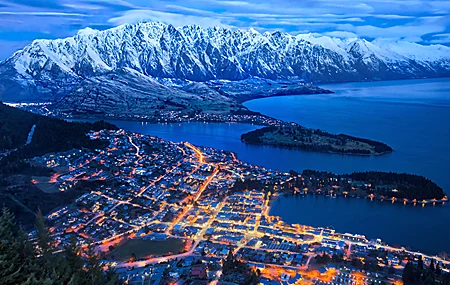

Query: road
128 135 141 159
115 142 222 268
85 137 450 281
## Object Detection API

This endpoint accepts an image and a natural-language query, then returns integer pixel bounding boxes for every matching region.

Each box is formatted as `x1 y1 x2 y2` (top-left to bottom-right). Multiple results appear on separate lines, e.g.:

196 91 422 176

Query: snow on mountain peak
1 21 450 102
77 27 98 37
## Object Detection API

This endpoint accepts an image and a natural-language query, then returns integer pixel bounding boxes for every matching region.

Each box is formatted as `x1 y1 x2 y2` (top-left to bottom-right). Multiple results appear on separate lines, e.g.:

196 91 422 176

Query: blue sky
1 0 450 59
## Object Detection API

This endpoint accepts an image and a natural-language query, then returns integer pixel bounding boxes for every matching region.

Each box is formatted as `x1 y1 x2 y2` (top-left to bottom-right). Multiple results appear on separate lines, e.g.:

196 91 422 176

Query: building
191 264 207 279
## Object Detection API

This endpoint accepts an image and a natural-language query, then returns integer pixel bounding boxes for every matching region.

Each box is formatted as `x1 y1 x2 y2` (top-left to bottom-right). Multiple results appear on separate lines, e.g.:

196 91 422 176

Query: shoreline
59 110 394 157
240 139 393 156
274 191 449 207
267 192 450 257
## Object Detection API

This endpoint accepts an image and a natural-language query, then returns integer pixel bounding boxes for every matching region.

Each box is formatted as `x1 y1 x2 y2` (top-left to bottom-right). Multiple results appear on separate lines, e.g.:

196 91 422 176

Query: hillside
0 103 118 224
53 68 241 116
0 102 117 154
0 101 39 150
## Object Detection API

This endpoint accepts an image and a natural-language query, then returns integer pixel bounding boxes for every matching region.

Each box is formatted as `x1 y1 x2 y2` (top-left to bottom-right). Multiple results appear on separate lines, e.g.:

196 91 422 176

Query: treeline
303 170 445 200
402 256 450 285
0 102 117 154
20 118 117 158
240 126 277 144
338 133 392 153
0 181 103 226
0 102 117 176
0 207 122 285
0 103 39 150
222 251 260 285
352 171 445 200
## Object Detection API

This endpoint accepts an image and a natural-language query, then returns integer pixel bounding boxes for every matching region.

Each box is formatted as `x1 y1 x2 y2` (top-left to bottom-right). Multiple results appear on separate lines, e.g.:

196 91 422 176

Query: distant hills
0 22 449 114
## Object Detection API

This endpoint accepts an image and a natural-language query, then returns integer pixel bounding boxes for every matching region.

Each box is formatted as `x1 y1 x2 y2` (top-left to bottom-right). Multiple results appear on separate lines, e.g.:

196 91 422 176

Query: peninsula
241 125 393 155
1 104 449 285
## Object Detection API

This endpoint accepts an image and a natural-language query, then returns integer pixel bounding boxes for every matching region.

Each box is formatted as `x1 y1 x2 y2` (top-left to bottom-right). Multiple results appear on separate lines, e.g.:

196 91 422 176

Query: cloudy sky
1 0 450 59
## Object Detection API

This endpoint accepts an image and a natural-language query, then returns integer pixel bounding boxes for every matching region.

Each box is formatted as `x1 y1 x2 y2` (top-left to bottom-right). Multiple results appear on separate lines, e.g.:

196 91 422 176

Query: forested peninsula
241 125 392 155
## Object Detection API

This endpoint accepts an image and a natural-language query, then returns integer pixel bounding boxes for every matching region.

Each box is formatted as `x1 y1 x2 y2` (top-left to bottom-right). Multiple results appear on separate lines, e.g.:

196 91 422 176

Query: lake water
270 194 450 255
245 78 450 192
106 77 450 255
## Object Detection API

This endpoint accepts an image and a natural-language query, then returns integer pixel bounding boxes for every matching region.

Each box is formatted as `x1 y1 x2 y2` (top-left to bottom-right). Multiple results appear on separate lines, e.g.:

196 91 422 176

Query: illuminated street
35 129 450 285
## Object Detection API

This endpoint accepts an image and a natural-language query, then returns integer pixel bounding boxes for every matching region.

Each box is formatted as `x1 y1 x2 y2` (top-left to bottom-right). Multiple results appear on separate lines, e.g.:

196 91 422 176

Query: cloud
427 33 450 44
0 11 88 16
108 9 234 28
371 14 415 19
0 0 65 9
336 13 449 41
0 0 450 60
324 31 358 38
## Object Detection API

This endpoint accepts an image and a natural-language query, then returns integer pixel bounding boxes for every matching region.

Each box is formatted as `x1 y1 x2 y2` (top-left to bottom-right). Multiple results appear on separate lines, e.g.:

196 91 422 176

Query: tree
402 262 421 285
85 245 105 285
429 259 435 272
0 207 51 284
418 255 424 270
62 236 84 282
332 253 344 263
315 253 331 265
0 207 122 285
129 252 137 263
0 207 25 284
35 209 51 262
222 251 235 274
436 263 442 275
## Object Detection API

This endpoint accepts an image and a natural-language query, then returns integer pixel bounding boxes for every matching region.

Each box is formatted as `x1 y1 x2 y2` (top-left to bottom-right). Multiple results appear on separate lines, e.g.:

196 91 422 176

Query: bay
269 194 450 255
104 77 450 255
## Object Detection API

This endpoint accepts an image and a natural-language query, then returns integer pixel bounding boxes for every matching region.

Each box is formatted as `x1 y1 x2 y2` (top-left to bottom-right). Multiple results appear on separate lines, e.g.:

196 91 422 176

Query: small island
241 125 393 155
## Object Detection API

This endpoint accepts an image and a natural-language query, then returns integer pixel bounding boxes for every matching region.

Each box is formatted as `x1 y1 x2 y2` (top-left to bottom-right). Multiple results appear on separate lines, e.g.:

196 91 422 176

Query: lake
269 194 450 255
105 77 450 255
244 77 450 192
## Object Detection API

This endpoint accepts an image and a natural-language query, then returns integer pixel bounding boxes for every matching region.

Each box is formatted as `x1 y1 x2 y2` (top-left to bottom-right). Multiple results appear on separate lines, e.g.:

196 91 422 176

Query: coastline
273 190 449 207
240 139 393 156
20 95 394 158
267 191 450 256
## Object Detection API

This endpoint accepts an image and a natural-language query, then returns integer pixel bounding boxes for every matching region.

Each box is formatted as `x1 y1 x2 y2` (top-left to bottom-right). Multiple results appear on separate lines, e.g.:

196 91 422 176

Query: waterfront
270 194 450 255
105 78 450 256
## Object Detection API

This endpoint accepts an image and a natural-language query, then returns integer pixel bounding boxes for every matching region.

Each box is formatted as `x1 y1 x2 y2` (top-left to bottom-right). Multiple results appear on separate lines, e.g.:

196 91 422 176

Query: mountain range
0 22 449 114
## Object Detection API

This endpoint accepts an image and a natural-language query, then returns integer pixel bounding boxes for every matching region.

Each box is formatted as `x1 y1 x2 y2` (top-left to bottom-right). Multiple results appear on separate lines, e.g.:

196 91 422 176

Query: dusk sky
1 0 450 60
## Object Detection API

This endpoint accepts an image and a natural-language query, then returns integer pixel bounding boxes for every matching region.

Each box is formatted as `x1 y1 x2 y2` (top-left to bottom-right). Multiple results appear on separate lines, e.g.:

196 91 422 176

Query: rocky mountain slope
53 68 240 116
0 22 449 107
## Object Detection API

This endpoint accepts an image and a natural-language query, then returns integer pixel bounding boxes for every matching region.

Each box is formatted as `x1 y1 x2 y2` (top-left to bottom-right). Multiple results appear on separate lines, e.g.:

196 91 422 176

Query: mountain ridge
1 21 450 103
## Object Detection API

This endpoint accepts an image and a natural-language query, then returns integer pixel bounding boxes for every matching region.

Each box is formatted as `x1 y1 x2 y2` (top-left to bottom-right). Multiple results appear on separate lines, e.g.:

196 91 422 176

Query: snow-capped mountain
1 22 450 102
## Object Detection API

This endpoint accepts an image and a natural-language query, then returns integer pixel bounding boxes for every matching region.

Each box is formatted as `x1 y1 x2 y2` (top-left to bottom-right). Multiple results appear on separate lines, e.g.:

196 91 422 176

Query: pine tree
418 255 424 270
22 273 53 285
65 236 84 273
1 207 122 285
0 208 28 284
35 209 51 259
436 263 442 275
84 245 106 285
402 261 421 285
429 259 435 271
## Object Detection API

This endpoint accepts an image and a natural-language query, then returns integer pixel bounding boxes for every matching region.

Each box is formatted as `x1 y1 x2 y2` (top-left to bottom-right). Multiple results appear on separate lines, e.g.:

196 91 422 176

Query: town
30 129 449 285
